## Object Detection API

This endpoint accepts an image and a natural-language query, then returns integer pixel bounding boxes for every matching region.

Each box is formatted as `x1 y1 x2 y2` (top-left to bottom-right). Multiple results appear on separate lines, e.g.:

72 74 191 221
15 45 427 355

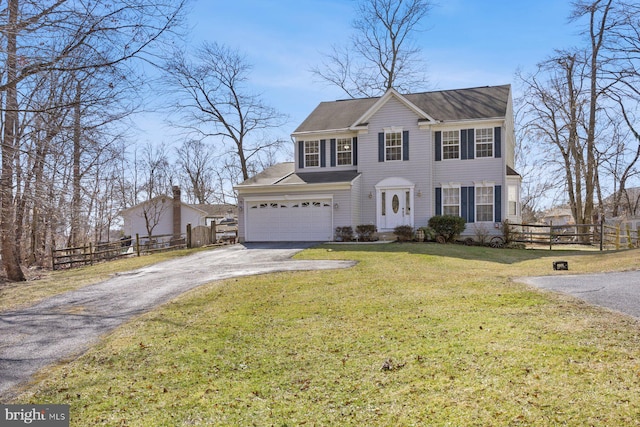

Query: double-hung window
304 140 319 167
508 185 518 216
337 138 352 166
442 130 459 160
443 187 460 216
476 186 494 222
476 128 494 158
385 132 402 161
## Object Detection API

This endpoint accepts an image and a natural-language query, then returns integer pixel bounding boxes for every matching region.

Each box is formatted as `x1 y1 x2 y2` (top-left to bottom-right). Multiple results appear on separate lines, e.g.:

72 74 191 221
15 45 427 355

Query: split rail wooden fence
51 223 238 271
506 221 640 251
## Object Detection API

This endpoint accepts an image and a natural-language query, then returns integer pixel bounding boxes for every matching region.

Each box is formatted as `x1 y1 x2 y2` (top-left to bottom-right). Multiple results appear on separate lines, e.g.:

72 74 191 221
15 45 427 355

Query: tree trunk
1 0 26 281
68 79 82 247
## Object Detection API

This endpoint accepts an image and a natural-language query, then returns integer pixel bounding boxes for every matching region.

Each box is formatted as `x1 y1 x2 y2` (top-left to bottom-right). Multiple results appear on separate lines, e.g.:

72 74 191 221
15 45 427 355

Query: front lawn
14 244 640 426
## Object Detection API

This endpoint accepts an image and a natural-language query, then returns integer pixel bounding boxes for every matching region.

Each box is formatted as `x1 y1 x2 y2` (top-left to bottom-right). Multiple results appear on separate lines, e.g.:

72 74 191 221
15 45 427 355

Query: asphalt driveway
517 270 640 319
0 242 355 401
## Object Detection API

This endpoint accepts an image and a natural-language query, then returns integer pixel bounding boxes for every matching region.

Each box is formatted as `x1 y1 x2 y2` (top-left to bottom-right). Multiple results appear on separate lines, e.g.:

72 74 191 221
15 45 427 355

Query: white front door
376 177 415 231
381 189 412 230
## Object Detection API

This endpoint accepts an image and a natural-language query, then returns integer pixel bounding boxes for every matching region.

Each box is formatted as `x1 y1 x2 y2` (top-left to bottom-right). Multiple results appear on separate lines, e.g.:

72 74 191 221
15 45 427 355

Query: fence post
600 220 604 251
186 223 192 249
211 221 216 244
136 233 140 257
549 221 553 251
616 225 620 250
89 242 93 266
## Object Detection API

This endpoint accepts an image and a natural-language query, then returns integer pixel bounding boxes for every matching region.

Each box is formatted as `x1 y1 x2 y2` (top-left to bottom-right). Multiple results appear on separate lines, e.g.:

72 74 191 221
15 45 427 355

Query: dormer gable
350 88 437 130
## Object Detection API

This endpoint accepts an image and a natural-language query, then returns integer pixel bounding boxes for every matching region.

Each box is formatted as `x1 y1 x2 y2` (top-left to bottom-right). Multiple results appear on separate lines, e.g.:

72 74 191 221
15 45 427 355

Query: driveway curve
0 242 355 401
517 270 640 319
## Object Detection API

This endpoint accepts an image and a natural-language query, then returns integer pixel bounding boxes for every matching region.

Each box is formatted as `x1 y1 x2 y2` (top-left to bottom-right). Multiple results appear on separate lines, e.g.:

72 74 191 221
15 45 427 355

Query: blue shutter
461 187 468 220
435 187 442 215
378 132 385 162
352 137 358 166
495 127 502 158
298 140 304 168
467 129 475 160
402 130 409 161
435 131 442 161
330 139 336 167
460 186 475 223
467 186 475 223
320 139 326 167
494 185 502 222
461 129 468 160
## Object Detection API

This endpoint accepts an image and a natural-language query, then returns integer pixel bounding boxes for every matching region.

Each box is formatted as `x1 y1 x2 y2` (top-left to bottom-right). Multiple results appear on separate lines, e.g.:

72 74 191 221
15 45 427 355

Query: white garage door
246 198 333 241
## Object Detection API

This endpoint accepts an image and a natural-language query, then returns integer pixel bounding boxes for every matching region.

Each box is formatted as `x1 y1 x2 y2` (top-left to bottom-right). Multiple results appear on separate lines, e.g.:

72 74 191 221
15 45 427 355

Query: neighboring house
602 187 640 219
539 207 575 227
235 85 522 242
121 186 237 244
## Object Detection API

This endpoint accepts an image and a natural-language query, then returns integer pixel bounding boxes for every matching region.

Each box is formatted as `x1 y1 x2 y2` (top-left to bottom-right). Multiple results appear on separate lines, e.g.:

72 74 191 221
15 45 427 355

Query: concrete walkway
0 243 355 401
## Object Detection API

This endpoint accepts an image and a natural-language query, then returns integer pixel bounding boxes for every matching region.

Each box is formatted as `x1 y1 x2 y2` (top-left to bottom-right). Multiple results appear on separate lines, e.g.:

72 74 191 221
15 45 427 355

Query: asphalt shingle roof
294 85 511 133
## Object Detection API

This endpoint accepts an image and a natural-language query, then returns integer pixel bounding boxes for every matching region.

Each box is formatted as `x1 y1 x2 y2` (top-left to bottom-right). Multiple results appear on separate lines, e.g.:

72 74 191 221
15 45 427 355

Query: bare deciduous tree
175 139 217 204
134 142 174 237
517 0 640 231
164 42 287 183
312 0 433 97
0 0 187 281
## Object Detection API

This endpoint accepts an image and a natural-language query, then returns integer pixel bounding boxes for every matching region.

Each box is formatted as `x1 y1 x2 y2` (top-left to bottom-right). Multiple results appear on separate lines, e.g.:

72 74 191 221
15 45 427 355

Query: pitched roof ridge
328 84 511 103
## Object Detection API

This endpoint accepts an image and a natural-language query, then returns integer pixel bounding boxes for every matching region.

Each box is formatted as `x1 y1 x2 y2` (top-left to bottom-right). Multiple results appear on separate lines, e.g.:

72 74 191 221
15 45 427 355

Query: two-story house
234 85 521 242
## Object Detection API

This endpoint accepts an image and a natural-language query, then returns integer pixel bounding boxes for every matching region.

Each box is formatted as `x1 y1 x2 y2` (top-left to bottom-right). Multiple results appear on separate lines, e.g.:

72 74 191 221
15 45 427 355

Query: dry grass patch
11 244 640 425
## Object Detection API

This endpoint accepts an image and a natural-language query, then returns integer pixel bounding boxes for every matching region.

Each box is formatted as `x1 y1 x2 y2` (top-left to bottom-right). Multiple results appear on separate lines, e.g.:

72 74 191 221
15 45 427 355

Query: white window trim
442 185 461 217
475 184 495 223
508 184 519 217
384 130 403 162
304 140 320 168
336 137 353 166
442 129 460 160
475 127 494 158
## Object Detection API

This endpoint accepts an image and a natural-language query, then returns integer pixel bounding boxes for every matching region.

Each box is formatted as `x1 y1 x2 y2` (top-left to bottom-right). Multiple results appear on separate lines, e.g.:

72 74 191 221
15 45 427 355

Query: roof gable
351 88 436 128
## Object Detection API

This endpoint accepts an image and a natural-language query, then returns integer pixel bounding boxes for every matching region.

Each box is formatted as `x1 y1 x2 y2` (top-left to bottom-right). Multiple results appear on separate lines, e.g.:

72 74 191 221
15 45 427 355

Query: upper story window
442 130 459 160
304 140 319 167
442 187 460 216
476 128 494 158
476 186 494 222
337 138 352 166
385 131 402 161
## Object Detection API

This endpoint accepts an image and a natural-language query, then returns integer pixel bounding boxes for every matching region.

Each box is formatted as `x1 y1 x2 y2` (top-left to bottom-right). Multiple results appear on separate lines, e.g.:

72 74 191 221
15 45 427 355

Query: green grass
11 244 640 426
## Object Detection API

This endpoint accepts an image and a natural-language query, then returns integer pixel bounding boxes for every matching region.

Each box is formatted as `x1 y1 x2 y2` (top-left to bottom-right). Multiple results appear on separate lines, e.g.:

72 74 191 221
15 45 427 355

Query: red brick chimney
172 186 181 240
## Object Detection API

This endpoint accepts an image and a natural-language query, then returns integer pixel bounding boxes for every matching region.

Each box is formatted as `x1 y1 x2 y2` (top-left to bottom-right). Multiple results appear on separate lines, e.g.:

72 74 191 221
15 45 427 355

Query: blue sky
139 0 583 148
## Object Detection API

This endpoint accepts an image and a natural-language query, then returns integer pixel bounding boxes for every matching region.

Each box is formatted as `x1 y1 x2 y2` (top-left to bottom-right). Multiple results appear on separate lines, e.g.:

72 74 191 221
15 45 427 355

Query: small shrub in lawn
428 215 466 242
335 226 354 242
393 225 415 242
356 224 377 241
418 226 437 242
473 223 491 245
501 219 516 244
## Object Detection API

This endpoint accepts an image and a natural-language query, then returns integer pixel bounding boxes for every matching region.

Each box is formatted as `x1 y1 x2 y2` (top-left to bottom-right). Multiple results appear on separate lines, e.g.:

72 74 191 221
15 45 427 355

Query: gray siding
357 97 433 228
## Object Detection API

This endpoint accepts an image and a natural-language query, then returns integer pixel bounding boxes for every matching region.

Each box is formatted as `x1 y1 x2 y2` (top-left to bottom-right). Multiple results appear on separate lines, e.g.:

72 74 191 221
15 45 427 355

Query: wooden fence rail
51 233 186 271
51 223 238 271
506 220 640 251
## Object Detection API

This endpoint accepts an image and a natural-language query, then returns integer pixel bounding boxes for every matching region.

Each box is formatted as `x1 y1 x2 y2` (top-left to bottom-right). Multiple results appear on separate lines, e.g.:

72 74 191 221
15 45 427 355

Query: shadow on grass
315 241 624 265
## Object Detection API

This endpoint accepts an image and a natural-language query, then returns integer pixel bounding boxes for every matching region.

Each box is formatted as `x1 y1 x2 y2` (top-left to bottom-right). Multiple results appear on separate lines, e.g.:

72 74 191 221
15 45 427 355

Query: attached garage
244 197 333 242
